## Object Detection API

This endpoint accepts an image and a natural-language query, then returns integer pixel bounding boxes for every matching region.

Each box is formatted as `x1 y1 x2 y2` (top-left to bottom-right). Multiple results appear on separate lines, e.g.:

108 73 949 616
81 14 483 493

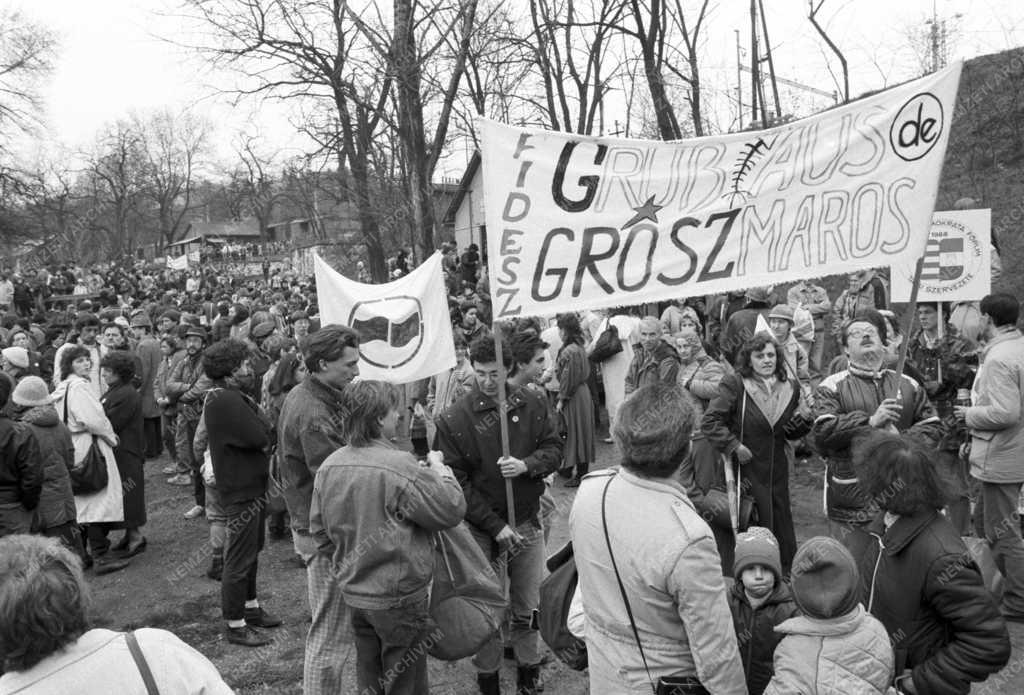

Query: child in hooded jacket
726 526 800 695
765 536 896 695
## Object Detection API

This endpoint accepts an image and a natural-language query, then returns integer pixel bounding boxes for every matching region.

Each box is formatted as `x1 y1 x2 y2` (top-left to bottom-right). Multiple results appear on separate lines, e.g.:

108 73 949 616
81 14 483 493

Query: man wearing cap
157 310 181 339
767 304 811 401
131 312 163 459
0 372 43 537
165 326 213 517
787 279 831 379
812 311 943 541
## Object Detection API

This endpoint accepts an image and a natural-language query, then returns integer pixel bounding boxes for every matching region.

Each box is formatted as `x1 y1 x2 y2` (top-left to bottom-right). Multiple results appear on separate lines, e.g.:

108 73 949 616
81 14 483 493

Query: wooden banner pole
894 257 925 399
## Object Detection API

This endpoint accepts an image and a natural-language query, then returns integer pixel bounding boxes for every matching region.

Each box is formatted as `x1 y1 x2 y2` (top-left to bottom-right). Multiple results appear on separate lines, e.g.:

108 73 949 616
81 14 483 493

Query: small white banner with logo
480 62 962 319
314 252 456 383
891 209 992 302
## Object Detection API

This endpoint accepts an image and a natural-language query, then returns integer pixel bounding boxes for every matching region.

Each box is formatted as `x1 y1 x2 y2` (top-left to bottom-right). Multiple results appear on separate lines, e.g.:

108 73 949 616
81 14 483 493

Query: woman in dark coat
555 313 595 487
847 431 1010 695
99 351 146 555
702 334 810 573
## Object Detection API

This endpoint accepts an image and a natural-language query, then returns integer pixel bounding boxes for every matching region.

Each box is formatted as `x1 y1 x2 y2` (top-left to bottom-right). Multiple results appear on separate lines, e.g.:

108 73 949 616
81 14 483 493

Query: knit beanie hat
733 526 783 581
1 346 29 370
790 536 861 619
12 376 51 407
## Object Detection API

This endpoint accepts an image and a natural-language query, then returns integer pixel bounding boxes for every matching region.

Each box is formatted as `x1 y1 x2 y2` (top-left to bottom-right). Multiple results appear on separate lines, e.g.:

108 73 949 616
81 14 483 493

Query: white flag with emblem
314 252 456 383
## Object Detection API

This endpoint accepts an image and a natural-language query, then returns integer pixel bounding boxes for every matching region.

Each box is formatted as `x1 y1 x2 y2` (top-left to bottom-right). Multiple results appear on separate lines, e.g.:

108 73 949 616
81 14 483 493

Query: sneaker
184 505 205 519
161 465 178 475
244 606 282 628
167 473 192 486
225 624 271 647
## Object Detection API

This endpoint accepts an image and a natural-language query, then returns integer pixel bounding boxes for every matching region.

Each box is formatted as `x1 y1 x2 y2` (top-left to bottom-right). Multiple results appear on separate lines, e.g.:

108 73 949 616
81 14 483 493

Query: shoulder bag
589 319 623 363
538 541 588 670
62 388 109 495
125 630 160 695
601 475 710 695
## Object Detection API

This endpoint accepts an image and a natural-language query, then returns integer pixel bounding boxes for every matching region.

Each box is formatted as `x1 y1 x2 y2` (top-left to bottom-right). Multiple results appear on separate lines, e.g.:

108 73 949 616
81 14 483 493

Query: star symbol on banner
621 195 664 229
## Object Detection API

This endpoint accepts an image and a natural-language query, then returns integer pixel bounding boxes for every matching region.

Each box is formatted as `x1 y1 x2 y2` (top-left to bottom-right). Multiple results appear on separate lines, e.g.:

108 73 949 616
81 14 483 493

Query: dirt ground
89 438 1024 694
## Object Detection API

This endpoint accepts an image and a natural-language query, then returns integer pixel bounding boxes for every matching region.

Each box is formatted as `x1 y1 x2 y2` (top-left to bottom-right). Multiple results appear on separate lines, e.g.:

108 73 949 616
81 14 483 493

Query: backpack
538 541 588 671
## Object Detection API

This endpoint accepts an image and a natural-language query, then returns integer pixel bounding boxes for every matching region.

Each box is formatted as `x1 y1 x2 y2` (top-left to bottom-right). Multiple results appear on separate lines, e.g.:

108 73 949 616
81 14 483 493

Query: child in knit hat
726 527 799 695
764 536 895 695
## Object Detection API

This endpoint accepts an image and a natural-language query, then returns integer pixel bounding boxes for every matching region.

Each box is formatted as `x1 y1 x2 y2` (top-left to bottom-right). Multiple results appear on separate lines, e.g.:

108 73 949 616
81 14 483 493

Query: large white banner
481 62 962 319
891 209 991 302
314 252 455 383
166 254 188 271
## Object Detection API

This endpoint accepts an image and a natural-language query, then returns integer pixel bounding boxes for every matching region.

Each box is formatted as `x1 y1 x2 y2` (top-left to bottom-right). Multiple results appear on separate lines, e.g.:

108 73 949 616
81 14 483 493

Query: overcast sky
7 0 1024 179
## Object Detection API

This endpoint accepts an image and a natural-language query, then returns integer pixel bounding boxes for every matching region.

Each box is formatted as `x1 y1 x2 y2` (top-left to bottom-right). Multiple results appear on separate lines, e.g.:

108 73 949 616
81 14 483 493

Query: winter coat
811 366 942 525
569 468 747 695
52 375 123 524
165 351 211 423
764 606 894 695
101 381 146 526
624 339 681 396
134 335 162 419
154 348 185 416
17 404 76 530
0 413 42 535
434 385 562 539
677 354 726 410
427 364 476 419
726 578 800 695
965 328 1024 483
702 373 810 569
847 511 1010 695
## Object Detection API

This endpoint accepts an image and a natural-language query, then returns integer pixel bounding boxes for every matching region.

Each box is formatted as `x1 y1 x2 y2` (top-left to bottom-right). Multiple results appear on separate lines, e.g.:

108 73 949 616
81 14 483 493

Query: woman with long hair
702 334 811 573
51 346 127 574
556 313 595 487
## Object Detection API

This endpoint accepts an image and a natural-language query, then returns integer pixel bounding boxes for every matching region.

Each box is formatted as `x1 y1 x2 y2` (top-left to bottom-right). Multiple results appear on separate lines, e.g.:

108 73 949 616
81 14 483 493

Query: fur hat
11 375 50 407
790 536 861 620
744 286 773 303
1 346 29 370
733 526 783 581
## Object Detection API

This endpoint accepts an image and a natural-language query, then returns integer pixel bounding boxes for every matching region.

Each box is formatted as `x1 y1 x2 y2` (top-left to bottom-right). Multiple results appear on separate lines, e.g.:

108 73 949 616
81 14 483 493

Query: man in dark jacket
202 339 280 648
277 324 360 695
434 335 562 695
813 311 943 540
0 372 42 537
720 286 773 364
165 326 211 515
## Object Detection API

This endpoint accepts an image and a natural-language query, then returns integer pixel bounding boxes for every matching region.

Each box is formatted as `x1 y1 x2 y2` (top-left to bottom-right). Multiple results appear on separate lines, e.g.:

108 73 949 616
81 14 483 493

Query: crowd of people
0 234 1021 695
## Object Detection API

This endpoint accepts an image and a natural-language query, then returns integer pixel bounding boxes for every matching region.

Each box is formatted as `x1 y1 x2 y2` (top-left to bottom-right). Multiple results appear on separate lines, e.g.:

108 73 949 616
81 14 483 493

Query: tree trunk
394 0 435 264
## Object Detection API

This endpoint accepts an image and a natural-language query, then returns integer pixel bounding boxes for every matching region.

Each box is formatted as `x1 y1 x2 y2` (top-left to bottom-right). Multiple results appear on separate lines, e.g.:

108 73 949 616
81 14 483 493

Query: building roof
442 151 481 226
188 218 263 239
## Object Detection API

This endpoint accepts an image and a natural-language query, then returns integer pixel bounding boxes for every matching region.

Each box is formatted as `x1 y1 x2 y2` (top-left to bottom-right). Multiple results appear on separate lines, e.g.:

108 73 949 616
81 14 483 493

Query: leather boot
206 549 223 581
516 664 540 695
477 671 500 695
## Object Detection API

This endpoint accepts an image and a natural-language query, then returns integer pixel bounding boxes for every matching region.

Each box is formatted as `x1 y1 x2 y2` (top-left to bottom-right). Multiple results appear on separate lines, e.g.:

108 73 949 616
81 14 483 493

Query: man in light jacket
955 293 1024 622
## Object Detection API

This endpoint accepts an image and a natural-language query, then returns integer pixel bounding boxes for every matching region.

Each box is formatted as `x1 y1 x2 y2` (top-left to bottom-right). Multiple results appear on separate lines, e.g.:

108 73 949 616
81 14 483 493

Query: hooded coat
726 578 799 695
17 404 76 530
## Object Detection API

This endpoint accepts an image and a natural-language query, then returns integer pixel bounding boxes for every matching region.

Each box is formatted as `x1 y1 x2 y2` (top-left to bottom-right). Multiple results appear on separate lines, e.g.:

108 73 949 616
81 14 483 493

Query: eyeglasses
848 327 880 339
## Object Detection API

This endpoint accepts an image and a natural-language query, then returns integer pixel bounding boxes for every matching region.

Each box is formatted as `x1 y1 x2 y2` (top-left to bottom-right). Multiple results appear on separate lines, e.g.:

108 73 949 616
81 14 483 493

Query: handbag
589 319 623 363
601 475 710 695
62 390 109 495
427 522 506 660
538 541 588 670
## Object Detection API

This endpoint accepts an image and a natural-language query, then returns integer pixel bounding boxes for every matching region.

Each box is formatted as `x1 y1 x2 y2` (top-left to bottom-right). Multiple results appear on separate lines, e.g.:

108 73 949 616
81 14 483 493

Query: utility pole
750 0 760 126
758 0 782 120
736 29 743 130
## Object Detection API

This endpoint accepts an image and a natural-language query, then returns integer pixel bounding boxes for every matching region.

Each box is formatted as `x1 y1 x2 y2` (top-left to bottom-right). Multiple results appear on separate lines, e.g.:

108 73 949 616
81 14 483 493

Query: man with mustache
812 310 943 543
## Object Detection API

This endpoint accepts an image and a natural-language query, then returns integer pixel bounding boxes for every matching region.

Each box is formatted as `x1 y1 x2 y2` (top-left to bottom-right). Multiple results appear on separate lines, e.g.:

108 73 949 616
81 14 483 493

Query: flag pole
491 322 516 530
894 256 925 398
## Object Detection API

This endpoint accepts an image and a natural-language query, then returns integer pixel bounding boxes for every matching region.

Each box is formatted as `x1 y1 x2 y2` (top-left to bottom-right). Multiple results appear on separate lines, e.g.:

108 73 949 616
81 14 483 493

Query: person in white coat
52 345 126 574
586 308 639 441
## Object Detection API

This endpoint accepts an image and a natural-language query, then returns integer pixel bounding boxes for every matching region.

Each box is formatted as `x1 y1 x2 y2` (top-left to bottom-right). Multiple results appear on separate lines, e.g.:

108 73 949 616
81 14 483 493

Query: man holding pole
434 335 563 695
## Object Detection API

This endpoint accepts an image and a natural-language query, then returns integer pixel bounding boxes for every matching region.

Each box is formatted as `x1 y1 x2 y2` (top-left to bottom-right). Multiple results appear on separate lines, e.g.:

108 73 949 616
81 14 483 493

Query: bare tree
0 9 57 145
808 0 849 102
135 109 209 249
667 0 710 136
87 121 147 256
231 134 280 240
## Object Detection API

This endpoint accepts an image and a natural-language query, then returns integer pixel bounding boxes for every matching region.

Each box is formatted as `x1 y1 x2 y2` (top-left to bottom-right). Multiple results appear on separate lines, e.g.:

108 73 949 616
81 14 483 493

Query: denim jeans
351 598 434 695
470 520 545 672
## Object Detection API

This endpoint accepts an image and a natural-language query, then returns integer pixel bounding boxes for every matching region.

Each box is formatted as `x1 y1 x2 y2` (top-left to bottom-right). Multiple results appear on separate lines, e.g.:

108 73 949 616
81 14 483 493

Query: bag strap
125 631 160 695
601 475 657 694
62 388 69 424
